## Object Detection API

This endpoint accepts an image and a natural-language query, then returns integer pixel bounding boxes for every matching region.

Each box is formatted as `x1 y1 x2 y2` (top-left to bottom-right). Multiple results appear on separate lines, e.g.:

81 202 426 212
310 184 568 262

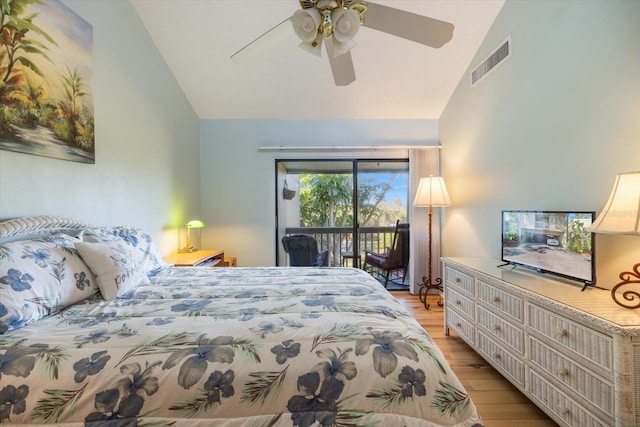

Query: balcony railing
284 226 398 267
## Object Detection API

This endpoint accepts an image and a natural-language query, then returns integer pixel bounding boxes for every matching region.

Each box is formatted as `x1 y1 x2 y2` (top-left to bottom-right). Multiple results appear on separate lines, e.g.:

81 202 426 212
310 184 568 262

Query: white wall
0 1 201 254
200 119 439 266
440 0 640 288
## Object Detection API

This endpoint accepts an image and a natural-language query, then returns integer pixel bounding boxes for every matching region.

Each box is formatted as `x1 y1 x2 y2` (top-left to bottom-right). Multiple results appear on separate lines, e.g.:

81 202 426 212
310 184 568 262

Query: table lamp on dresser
587 171 640 309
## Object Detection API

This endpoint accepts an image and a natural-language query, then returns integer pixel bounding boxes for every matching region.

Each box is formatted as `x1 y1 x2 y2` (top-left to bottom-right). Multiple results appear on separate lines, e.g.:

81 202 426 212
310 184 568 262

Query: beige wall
440 0 640 288
0 1 201 254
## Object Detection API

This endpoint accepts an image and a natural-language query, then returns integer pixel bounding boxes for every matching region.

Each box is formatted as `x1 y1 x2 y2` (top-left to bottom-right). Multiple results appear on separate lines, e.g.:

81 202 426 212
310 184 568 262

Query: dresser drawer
528 369 611 427
477 278 524 322
528 336 614 418
477 305 524 355
477 331 524 387
445 287 474 319
445 265 474 296
527 303 613 372
446 307 475 345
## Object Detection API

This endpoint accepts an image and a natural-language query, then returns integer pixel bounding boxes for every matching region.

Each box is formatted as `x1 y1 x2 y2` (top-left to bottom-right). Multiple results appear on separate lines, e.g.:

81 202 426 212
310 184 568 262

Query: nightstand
222 256 237 267
164 249 224 267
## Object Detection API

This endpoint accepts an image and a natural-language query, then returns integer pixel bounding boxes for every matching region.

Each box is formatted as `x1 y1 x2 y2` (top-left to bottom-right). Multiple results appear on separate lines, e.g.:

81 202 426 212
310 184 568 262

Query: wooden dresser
442 257 640 427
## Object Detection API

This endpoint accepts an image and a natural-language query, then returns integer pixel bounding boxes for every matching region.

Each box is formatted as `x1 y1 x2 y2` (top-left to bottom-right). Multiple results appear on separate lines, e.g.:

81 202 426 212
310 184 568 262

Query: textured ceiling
131 0 504 120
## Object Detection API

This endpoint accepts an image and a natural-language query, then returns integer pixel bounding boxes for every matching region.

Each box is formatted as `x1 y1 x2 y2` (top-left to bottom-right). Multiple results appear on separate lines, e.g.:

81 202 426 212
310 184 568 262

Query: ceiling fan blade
231 17 294 64
362 2 454 48
325 38 356 86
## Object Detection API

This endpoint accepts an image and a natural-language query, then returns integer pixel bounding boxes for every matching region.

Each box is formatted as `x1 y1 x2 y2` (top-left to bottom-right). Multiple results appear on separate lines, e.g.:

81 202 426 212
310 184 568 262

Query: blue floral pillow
0 234 99 334
78 226 168 277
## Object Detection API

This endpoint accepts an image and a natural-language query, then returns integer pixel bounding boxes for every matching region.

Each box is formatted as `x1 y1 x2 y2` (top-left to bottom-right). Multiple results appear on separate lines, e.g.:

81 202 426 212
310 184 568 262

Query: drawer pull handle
557 329 569 338
455 322 462 328
557 368 569 378
492 324 501 332
492 352 501 360
559 407 570 416
455 278 461 283
455 300 462 306
492 296 501 303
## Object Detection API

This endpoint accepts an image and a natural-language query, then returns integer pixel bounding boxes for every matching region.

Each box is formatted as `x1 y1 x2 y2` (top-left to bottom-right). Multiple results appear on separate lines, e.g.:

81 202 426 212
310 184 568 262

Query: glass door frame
275 158 409 267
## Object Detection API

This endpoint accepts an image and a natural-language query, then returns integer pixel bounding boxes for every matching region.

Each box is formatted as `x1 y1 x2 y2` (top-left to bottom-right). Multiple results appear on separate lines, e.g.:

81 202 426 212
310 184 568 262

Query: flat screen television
501 210 595 288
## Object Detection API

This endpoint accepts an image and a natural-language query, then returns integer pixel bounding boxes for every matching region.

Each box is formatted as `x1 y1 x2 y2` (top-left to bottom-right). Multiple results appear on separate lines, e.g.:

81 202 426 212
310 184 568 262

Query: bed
0 216 483 426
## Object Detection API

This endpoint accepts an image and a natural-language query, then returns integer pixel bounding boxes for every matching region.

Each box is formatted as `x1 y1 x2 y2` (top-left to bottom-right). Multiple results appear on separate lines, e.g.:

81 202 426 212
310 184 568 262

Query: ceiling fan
230 0 454 86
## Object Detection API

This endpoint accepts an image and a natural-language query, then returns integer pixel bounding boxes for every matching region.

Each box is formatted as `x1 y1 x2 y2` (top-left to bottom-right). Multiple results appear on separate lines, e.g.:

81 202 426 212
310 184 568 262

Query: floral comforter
0 267 483 426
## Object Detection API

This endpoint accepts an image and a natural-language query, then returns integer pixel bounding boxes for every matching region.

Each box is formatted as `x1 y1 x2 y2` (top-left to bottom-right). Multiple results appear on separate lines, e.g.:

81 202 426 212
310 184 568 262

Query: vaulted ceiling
131 1 504 120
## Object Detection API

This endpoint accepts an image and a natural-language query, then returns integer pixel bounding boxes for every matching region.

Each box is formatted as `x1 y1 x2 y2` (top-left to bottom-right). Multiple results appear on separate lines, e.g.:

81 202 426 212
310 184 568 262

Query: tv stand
442 257 640 427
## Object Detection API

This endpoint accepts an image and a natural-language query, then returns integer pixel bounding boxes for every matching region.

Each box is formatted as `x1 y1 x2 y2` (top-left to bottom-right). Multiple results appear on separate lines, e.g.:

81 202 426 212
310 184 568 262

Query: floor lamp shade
414 176 451 207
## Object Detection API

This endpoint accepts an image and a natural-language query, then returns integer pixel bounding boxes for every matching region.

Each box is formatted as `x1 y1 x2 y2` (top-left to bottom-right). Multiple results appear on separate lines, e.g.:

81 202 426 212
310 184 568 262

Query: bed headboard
0 215 93 242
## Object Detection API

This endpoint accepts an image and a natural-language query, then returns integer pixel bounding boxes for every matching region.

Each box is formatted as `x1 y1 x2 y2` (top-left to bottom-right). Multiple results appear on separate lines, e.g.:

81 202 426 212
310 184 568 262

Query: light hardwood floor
391 291 558 427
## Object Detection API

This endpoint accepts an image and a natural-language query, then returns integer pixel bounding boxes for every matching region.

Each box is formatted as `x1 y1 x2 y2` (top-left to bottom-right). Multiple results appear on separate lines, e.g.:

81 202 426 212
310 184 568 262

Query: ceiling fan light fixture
332 8 360 43
332 38 356 58
292 8 321 43
234 0 454 86
299 33 324 57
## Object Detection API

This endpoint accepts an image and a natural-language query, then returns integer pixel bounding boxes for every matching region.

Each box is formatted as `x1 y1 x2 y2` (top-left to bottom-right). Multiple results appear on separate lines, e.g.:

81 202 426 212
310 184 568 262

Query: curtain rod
259 145 441 152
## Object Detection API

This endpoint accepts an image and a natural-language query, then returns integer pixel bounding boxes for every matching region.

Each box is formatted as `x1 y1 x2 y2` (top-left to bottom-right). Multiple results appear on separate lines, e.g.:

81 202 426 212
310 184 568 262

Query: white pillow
75 240 149 300
78 226 168 277
0 234 99 333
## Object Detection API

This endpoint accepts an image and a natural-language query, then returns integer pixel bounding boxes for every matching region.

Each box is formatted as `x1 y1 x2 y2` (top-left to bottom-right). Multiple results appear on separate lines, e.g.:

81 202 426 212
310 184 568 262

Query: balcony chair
362 220 410 288
340 239 359 267
282 234 329 267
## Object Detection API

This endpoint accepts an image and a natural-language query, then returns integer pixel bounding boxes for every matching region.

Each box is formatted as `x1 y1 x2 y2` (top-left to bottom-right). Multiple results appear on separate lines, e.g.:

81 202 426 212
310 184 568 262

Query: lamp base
178 246 198 253
419 276 443 310
611 263 640 309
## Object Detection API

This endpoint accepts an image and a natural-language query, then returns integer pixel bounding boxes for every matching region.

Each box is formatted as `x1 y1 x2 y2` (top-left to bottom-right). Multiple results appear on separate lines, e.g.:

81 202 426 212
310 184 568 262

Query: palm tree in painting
54 65 91 147
0 0 56 137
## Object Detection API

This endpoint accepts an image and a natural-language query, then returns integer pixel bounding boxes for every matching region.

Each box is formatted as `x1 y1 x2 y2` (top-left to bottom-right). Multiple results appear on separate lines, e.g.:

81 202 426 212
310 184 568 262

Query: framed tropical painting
0 0 94 164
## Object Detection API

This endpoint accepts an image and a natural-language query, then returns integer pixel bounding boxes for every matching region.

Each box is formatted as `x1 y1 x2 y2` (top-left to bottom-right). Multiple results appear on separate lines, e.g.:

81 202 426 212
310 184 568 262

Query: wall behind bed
200 119 440 267
0 1 200 254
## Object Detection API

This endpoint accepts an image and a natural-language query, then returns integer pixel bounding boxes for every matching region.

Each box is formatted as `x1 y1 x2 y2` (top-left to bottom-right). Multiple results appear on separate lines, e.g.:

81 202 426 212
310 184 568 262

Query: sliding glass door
355 160 409 268
276 159 408 268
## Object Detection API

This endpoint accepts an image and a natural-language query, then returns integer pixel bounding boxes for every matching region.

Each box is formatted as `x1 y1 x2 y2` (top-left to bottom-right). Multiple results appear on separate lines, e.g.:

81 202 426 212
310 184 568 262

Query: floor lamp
414 176 451 309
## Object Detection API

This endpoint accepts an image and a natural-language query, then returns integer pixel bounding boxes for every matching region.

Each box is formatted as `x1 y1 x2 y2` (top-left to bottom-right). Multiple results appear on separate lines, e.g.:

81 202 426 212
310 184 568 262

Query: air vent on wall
471 37 511 87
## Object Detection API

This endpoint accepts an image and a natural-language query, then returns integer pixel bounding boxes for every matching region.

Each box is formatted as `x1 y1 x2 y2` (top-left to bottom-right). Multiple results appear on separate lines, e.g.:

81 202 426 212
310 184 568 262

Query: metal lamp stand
418 204 443 309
